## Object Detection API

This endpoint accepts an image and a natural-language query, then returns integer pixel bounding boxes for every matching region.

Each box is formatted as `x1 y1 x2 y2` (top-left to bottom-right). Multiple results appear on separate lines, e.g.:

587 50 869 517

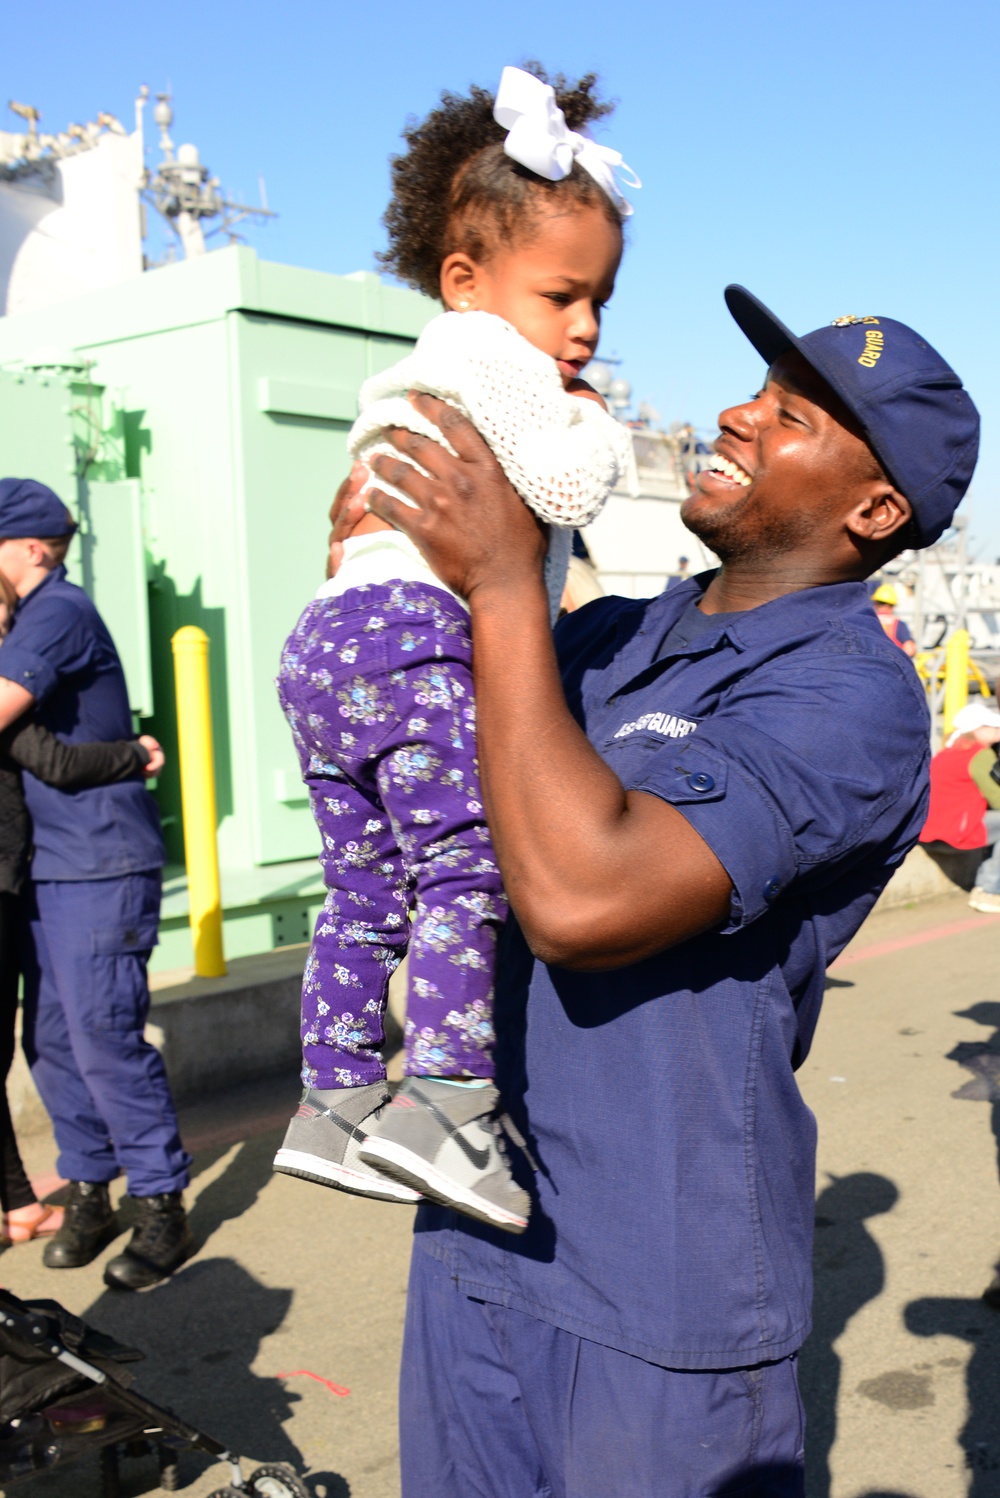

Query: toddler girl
274 66 637 1233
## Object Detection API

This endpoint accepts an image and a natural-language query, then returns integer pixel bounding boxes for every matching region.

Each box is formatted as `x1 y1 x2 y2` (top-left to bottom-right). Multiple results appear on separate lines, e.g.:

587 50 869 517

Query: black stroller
0 1288 308 1496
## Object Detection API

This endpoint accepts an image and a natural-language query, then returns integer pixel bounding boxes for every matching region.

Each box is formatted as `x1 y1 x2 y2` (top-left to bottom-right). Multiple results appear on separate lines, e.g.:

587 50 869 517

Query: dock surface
3 889 1000 1497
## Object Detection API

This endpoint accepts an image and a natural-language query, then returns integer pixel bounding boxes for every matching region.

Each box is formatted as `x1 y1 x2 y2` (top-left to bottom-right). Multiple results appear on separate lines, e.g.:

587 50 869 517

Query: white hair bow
493 66 640 219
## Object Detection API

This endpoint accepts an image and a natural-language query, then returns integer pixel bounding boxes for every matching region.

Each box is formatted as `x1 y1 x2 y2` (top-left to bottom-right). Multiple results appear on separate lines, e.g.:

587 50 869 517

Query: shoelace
494 1111 540 1177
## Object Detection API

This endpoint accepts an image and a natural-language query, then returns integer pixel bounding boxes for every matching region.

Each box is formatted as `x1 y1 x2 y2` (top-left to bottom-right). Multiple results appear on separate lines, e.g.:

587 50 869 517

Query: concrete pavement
1 889 999 1496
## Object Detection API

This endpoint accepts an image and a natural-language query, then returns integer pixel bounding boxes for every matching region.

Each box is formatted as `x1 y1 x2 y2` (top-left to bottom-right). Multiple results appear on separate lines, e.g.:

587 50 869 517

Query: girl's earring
457 299 470 311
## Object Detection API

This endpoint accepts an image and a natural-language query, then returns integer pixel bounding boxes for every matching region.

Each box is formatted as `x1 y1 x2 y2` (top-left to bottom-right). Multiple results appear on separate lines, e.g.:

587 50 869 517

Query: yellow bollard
171 626 226 977
942 628 970 741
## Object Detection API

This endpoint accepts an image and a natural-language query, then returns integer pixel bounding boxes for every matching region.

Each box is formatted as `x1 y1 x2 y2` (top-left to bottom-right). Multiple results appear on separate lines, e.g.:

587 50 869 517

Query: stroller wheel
158 1442 181 1490
248 1464 310 1498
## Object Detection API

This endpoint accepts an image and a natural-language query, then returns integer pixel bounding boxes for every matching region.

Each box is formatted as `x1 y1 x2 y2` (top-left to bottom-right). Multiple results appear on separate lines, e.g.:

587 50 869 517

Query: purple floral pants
276 581 506 1088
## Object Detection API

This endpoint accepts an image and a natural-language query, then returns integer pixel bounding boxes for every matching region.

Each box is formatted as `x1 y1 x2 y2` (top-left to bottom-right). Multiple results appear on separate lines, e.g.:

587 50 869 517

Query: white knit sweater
347 311 638 619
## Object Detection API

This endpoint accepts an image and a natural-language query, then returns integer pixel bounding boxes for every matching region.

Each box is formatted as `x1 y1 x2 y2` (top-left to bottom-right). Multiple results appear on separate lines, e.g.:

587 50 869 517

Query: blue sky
9 0 1000 553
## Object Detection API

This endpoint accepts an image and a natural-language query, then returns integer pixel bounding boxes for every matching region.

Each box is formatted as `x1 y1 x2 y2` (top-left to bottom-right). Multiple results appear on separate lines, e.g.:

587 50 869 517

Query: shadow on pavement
83 1256 305 1489
799 1172 899 1498
949 1002 1000 1187
187 1131 280 1248
715 1464 804 1494
906 1296 1000 1492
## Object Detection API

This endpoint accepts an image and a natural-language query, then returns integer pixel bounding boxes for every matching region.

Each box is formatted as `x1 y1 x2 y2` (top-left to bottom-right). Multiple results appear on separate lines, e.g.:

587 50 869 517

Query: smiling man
350 285 979 1496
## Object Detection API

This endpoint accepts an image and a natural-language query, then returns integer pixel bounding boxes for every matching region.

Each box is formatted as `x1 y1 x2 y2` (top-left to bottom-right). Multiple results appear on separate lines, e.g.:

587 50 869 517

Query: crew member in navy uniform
0 478 193 1290
343 287 980 1494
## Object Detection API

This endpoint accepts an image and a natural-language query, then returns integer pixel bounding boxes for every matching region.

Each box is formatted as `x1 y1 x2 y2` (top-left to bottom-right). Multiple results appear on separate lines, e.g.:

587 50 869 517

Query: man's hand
327 462 370 579
365 394 548 604
138 735 165 777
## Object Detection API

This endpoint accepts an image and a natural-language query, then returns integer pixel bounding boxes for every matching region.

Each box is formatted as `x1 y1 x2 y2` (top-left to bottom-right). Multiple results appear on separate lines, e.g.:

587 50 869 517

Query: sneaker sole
273 1147 421 1204
969 900 1000 913
359 1138 528 1233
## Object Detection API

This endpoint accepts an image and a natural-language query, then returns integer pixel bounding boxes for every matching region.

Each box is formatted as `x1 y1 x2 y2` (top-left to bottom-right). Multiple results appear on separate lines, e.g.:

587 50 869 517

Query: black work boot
42 1181 118 1269
103 1192 195 1291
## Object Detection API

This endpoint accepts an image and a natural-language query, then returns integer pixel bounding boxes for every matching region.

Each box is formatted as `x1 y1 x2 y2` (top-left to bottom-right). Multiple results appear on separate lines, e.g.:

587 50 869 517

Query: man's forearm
470 577 625 913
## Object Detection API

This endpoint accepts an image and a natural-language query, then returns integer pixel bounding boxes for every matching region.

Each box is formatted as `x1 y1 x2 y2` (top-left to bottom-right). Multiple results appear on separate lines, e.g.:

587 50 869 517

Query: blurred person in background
871 582 916 657
0 568 162 1245
0 479 192 1289
918 701 1000 911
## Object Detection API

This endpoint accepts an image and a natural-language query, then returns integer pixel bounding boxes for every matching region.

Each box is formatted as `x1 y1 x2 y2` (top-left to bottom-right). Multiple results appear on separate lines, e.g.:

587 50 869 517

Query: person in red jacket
920 701 1000 910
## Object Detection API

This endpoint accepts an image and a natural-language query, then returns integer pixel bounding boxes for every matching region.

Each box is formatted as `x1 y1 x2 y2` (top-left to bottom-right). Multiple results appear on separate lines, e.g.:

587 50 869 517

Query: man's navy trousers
20 873 190 1195
400 1247 805 1498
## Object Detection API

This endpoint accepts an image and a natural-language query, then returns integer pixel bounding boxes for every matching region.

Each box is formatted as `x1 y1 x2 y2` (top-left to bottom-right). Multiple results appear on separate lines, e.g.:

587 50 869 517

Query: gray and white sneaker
273 1083 421 1203
358 1078 531 1234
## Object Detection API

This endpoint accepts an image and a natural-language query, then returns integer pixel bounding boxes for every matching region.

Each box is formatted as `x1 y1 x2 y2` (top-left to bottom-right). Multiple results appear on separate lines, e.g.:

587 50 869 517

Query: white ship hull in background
0 110 143 318
579 362 717 598
586 424 716 597
0 90 275 320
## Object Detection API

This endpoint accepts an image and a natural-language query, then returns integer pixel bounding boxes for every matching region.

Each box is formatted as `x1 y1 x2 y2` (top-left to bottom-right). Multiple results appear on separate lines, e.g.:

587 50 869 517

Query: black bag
0 1290 143 1422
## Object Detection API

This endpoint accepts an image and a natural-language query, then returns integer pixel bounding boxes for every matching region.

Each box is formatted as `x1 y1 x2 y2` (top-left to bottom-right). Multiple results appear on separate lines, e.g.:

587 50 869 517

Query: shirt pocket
600 732 731 808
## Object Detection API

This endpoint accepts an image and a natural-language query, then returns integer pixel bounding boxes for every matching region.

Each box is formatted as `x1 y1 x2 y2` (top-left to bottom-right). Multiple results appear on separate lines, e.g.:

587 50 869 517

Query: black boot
42 1181 118 1269
103 1192 195 1291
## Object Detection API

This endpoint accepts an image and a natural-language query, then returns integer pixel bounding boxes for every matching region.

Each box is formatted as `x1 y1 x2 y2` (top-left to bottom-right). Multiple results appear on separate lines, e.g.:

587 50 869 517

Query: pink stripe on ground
832 915 992 970
182 1107 292 1155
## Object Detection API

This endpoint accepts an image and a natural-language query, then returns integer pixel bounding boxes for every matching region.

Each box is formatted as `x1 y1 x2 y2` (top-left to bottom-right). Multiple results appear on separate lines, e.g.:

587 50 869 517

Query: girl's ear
440 252 483 311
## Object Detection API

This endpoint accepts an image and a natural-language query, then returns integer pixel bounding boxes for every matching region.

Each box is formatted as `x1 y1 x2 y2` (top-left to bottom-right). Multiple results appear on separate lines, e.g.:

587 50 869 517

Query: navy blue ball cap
0 478 75 540
724 285 980 548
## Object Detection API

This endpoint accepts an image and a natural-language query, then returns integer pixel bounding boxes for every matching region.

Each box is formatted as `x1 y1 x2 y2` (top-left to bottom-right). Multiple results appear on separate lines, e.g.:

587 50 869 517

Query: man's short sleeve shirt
414 575 930 1371
0 568 164 879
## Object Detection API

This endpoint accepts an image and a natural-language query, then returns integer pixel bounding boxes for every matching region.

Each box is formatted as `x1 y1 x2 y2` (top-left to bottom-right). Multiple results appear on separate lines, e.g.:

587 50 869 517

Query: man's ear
439 252 484 312
845 482 913 548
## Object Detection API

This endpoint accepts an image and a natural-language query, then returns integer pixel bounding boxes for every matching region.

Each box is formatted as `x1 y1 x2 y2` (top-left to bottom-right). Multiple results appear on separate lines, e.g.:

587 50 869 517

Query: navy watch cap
0 478 75 540
724 285 980 548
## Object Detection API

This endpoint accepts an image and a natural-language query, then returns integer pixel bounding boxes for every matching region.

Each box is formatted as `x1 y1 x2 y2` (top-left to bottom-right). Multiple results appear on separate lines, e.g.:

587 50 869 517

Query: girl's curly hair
378 65 621 300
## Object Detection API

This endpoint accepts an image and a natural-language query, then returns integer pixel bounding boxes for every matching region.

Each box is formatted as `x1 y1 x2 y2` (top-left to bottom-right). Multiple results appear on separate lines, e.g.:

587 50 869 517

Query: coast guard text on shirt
614 711 698 741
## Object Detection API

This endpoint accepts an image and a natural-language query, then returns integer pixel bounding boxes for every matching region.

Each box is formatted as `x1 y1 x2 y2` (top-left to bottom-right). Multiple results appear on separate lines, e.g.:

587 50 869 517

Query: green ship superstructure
0 245 432 971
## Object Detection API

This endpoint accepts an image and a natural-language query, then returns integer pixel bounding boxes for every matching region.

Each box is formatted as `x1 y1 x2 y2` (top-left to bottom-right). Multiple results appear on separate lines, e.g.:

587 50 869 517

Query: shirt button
688 771 715 793
763 877 781 902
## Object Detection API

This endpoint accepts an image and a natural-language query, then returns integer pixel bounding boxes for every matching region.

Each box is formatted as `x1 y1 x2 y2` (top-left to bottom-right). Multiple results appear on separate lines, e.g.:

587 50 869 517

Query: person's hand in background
138 735 165 777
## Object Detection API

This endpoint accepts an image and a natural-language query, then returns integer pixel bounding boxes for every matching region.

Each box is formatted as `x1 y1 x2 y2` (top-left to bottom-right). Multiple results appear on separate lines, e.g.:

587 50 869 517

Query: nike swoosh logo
453 1135 491 1171
411 1087 493 1172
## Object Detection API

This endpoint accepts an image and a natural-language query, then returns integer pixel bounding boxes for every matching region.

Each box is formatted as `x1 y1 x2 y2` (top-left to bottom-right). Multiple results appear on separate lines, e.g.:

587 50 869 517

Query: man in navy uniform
0 479 193 1290
347 287 979 1494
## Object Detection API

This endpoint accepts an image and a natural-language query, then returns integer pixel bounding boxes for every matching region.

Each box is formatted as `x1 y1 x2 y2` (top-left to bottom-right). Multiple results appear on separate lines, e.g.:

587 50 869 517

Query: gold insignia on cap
832 315 860 326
